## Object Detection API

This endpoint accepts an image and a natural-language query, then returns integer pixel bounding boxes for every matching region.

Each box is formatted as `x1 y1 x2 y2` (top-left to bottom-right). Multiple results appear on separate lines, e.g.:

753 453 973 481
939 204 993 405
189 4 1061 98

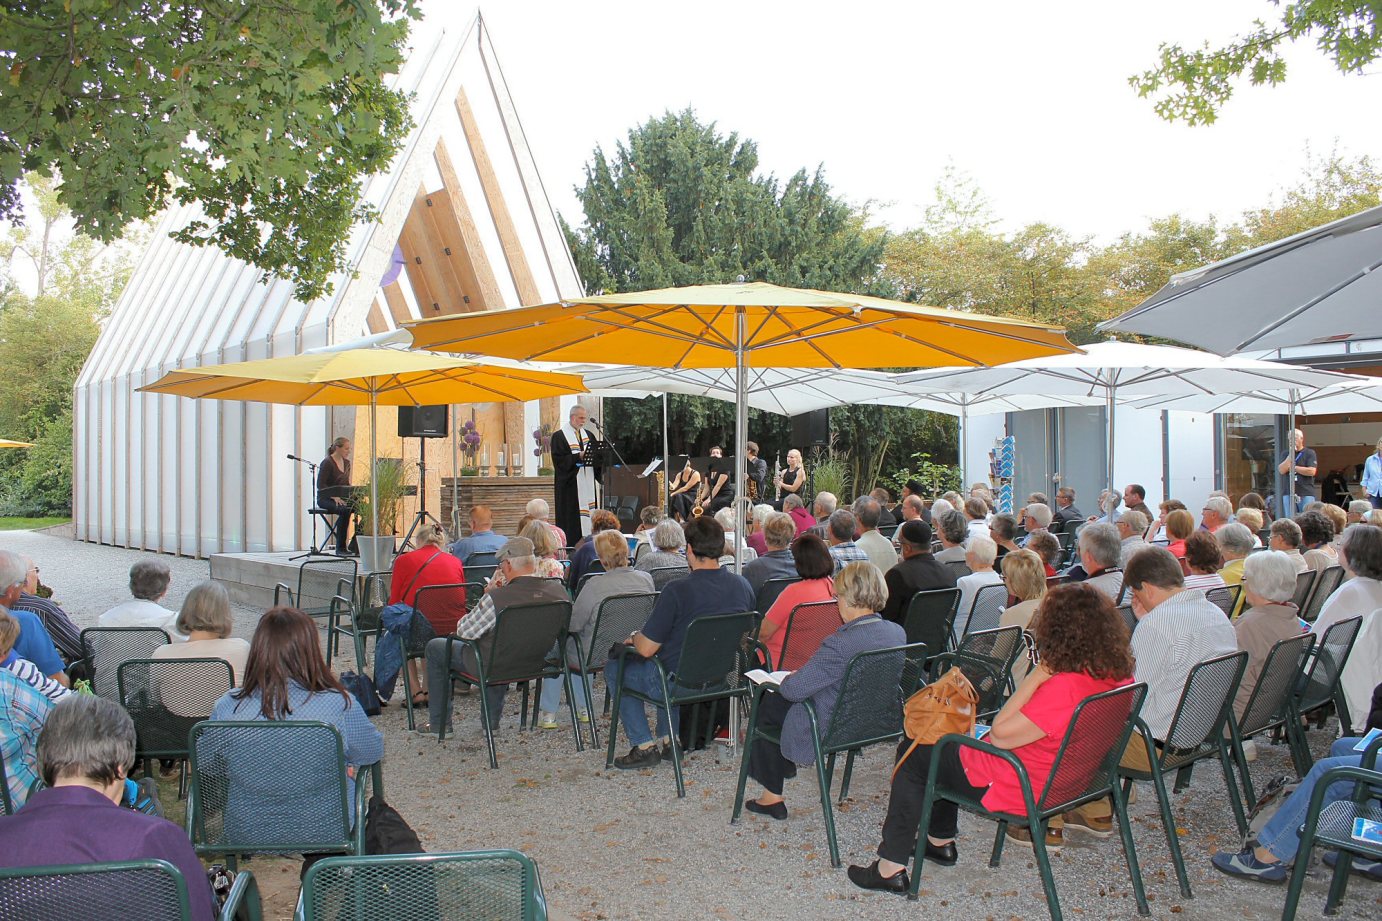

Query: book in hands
1351 727 1381 751
744 668 792 686
1352 817 1382 845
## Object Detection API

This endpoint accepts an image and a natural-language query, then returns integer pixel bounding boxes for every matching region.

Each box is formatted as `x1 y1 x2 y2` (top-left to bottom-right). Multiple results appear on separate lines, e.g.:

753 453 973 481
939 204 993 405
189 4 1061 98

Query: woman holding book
742 562 905 820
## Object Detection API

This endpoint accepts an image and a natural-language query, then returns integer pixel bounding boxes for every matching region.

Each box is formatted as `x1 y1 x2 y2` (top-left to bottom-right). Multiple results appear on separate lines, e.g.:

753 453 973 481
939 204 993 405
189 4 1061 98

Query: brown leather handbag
892 666 978 780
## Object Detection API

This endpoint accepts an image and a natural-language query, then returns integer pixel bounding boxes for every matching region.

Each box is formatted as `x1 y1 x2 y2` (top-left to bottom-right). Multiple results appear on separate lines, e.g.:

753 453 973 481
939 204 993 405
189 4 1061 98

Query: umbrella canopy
0 439 34 449
1098 203 1382 354
140 348 587 541
405 282 1078 565
1128 381 1382 416
896 341 1372 495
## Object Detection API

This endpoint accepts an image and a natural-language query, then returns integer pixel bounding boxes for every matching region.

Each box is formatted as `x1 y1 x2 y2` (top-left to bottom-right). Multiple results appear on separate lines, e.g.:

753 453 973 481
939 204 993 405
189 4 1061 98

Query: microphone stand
287 454 332 560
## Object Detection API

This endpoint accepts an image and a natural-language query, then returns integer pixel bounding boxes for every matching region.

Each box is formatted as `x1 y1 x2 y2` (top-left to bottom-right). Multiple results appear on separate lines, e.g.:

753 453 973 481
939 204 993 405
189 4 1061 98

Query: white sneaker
1242 740 1258 762
536 711 559 730
577 709 591 724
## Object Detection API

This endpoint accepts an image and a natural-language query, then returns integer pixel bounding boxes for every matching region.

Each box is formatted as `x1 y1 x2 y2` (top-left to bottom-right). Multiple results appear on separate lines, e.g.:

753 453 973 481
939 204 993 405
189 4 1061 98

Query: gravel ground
5 528 1380 921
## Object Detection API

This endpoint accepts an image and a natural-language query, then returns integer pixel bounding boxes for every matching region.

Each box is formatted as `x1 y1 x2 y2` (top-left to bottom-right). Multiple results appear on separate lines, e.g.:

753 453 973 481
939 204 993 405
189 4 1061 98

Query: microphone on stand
287 453 303 462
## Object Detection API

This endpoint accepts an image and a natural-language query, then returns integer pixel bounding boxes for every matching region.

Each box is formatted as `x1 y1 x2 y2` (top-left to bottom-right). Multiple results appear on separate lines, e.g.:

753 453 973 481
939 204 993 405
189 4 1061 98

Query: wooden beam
454 86 541 306
382 283 411 328
398 187 446 316
434 139 504 310
365 297 389 334
415 188 473 317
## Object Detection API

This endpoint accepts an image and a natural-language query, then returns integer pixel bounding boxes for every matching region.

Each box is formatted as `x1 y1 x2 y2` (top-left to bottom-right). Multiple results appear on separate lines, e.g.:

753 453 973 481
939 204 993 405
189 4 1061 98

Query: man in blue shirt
447 505 508 563
1363 435 1382 510
0 550 68 687
608 515 754 769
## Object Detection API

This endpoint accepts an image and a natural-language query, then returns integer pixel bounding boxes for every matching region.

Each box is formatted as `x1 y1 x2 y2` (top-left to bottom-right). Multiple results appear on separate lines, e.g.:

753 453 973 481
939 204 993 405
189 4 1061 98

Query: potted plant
533 424 554 476
460 419 483 476
353 458 407 572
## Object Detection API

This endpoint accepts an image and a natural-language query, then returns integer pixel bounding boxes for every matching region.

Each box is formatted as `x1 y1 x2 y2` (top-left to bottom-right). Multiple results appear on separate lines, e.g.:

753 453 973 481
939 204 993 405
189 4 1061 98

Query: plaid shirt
0 667 55 810
829 541 871 573
454 591 499 641
12 593 83 662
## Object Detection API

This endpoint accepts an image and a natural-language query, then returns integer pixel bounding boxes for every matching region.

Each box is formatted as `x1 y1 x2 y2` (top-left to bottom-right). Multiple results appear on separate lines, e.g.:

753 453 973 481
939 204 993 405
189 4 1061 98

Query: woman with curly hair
1181 531 1226 592
1296 510 1338 572
849 584 1134 893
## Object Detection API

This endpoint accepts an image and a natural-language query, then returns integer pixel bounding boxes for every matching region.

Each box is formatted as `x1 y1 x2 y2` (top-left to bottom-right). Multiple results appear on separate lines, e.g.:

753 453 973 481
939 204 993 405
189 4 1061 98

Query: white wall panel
1168 411 1217 515
1111 404 1168 507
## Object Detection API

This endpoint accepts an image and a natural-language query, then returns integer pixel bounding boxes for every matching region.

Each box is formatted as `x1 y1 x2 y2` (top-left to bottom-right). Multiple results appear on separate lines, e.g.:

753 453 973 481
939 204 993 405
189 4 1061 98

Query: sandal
411 691 429 706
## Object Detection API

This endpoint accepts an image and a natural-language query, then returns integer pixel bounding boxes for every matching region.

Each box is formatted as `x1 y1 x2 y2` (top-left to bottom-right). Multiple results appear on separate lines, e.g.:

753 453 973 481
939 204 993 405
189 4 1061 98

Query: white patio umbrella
1098 203 1382 354
894 341 1373 498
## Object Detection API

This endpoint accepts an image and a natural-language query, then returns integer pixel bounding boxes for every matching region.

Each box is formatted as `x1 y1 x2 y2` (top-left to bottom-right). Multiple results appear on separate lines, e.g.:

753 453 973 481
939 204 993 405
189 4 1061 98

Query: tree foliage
1131 1 1382 124
0 1 418 301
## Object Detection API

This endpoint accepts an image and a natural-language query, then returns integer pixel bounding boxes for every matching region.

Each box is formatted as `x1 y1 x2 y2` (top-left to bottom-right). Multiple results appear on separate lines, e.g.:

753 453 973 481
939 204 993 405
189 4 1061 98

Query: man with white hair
1072 523 1124 601
1201 496 1233 534
526 497 568 554
1277 428 1317 516
807 491 838 541
0 550 68 688
954 537 1002 636
1086 489 1123 525
1232 551 1308 718
1347 499 1372 526
1019 503 1053 546
417 537 570 736
551 403 599 541
1117 511 1150 566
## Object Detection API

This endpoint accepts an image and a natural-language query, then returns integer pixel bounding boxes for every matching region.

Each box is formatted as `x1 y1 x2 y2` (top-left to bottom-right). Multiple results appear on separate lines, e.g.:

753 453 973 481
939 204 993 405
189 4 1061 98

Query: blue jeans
1259 738 1370 863
606 655 678 747
1281 493 1314 518
538 666 593 715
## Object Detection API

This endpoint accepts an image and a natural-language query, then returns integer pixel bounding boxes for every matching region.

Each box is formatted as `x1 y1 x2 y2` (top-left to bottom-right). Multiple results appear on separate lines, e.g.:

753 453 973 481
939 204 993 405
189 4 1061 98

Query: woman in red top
849 583 1134 894
759 533 835 668
388 524 465 705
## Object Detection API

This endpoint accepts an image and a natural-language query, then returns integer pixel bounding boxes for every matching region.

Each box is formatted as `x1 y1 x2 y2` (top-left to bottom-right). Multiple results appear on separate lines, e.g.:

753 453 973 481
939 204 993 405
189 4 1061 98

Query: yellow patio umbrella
0 439 34 448
406 281 1079 560
140 347 587 541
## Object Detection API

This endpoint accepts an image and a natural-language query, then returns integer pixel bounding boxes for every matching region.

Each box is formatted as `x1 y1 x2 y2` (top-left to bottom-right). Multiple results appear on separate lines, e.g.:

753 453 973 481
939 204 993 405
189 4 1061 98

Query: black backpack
365 793 424 854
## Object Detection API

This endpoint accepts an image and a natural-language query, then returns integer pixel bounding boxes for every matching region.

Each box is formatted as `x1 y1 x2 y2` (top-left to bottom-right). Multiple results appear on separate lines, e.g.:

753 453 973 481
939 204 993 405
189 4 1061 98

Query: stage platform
210 551 381 609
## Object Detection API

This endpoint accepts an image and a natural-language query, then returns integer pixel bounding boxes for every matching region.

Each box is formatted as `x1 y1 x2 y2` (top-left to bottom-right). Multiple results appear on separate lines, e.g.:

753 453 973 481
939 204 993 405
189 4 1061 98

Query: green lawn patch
0 517 70 531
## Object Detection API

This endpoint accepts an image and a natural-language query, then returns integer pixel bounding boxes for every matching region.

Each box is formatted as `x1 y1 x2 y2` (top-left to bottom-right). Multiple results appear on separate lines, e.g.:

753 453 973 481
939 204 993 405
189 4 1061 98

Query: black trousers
324 500 352 554
877 738 987 865
670 493 695 520
747 692 797 795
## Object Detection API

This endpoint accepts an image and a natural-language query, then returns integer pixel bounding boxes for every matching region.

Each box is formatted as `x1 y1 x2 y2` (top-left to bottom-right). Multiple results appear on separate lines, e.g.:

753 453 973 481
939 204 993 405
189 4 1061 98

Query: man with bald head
448 505 506 564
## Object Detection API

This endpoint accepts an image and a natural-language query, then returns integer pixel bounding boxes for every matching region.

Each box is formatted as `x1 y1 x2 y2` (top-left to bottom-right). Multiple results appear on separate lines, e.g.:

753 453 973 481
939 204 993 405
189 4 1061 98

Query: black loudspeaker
398 405 449 438
791 409 829 447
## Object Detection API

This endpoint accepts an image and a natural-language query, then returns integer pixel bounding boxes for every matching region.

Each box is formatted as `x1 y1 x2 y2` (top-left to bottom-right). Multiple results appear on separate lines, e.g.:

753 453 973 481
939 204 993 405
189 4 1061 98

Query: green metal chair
1289 568 1318 612
753 576 800 616
910 682 1151 920
79 626 171 700
330 570 391 670
1203 583 1243 618
464 564 499 590
570 591 658 746
900 587 960 664
605 610 757 798
439 600 580 767
274 556 358 656
401 582 469 731
648 565 689 591
1228 631 1316 804
186 720 370 871
1289 615 1364 771
730 643 922 867
1280 734 1382 921
1120 650 1249 899
959 583 1007 640
299 849 548 921
118 657 234 794
1298 565 1344 624
928 626 1024 719
0 859 261 921
771 600 841 671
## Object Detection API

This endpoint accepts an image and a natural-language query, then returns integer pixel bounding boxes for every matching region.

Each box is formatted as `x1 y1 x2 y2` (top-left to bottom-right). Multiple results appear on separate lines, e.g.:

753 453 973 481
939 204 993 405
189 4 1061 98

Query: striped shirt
11 593 83 663
1 652 72 703
1131 589 1238 739
0 667 56 810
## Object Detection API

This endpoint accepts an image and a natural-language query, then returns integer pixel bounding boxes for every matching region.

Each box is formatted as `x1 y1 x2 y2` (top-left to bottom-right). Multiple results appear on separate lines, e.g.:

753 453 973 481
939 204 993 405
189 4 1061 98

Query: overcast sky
431 1 1382 241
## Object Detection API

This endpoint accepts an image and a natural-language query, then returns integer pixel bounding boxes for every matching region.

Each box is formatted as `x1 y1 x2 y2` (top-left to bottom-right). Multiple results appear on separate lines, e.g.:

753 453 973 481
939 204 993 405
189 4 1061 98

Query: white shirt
1312 576 1382 636
1132 589 1238 739
955 569 1004 636
966 519 990 541
99 599 183 639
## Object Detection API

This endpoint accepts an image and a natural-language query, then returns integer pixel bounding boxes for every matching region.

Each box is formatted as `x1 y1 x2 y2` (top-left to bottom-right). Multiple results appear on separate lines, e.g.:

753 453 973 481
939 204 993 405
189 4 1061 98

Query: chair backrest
1299 565 1345 623
962 583 1008 638
819 644 921 752
300 850 547 921
574 571 602 598
0 859 194 921
754 576 801 615
413 583 469 637
465 551 499 568
879 523 899 540
0 744 11 816
188 720 353 855
584 593 659 670
1037 682 1148 813
1161 650 1248 753
955 625 1024 678
1116 603 1137 636
945 626 1024 716
480 601 572 685
1204 584 1242 618
359 571 394 631
298 557 359 609
118 658 235 758
1045 574 1070 589
777 600 842 671
1238 632 1315 736
669 611 756 692
80 627 172 699
633 541 652 563
649 565 689 591
1296 615 1364 714
466 564 499 589
943 559 971 579
1290 569 1317 610
1055 531 1074 551
902 588 960 658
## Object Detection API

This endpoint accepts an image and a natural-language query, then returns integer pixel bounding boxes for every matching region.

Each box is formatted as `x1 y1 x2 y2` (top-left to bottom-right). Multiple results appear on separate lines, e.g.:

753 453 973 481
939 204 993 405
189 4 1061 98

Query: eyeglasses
27 566 38 575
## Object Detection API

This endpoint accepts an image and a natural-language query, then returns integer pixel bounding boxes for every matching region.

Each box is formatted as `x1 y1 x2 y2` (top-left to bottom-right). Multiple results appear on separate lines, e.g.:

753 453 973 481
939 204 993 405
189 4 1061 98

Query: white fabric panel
1112 405 1168 507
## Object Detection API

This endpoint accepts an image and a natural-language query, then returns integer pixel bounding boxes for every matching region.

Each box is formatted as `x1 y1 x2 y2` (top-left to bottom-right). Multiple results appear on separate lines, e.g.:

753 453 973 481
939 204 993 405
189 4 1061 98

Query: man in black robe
551 404 600 542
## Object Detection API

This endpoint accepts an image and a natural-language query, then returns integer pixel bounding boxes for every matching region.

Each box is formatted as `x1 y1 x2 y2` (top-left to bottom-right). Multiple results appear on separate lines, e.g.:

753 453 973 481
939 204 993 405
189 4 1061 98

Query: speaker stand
399 437 445 553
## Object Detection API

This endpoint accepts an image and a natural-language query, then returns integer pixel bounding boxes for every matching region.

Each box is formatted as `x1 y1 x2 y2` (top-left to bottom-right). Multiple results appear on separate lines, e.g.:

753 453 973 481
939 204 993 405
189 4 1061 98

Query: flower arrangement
461 418 483 475
532 424 554 476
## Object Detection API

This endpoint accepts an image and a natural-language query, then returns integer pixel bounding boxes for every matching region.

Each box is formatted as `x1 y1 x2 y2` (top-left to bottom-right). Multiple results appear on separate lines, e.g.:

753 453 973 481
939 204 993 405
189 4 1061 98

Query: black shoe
745 799 788 821
613 745 662 770
847 860 910 894
660 741 683 763
925 840 958 867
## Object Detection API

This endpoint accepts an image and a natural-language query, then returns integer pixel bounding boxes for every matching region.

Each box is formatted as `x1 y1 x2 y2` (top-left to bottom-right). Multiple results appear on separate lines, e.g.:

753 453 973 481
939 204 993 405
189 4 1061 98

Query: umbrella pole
1288 389 1298 516
1106 386 1116 501
734 309 747 574
451 407 460 534
370 390 380 545
662 392 671 512
959 401 968 488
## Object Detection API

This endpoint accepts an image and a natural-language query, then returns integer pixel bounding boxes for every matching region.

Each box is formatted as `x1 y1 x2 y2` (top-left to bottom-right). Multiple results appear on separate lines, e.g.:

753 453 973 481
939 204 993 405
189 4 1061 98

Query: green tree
1132 1 1382 124
0 1 417 301
1227 149 1382 248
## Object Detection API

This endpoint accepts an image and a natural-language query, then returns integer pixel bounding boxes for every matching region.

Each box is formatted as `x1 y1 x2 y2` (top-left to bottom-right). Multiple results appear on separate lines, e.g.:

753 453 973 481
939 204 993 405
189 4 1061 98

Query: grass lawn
0 517 70 530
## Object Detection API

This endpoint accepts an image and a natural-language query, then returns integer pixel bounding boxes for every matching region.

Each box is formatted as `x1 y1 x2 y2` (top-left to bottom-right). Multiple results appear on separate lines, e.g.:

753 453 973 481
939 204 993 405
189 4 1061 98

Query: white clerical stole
569 424 596 536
